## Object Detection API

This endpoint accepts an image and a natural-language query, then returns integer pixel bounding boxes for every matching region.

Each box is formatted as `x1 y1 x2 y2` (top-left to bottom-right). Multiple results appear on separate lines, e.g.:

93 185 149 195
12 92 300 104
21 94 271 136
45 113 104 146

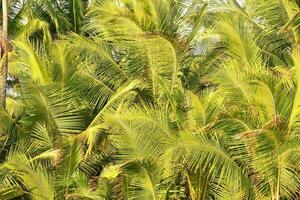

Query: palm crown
1 0 300 199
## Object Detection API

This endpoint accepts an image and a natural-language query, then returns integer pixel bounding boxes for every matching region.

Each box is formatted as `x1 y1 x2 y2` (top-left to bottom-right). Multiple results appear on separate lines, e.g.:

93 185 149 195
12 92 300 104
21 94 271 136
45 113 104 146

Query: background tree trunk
1 0 8 109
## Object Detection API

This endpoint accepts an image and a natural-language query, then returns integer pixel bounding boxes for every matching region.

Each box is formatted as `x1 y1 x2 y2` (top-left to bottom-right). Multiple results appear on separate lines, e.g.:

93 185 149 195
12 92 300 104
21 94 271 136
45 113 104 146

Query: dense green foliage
1 0 300 199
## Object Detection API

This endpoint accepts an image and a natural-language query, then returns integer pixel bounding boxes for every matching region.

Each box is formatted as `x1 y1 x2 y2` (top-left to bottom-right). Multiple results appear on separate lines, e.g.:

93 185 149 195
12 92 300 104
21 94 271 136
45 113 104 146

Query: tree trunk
1 0 8 109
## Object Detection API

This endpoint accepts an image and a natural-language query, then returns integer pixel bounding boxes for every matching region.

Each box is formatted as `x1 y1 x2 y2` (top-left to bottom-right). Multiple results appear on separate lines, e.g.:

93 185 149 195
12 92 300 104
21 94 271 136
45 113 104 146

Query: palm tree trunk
1 0 8 109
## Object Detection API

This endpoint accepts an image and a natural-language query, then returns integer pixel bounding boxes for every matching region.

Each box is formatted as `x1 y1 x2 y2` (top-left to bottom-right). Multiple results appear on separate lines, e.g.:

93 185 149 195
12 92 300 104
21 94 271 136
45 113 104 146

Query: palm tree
0 0 90 109
1 0 8 108
0 0 300 199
